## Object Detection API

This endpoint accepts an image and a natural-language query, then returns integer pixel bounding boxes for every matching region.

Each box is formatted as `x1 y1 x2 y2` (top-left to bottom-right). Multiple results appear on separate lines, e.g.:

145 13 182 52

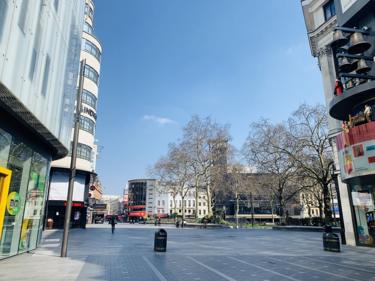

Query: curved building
48 0 103 229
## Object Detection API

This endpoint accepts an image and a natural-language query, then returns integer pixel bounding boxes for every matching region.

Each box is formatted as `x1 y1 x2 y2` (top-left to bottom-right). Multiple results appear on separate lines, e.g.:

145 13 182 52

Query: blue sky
93 0 324 195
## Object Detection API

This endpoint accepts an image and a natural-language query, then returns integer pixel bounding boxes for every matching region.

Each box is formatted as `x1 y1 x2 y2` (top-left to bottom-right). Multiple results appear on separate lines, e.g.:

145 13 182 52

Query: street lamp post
61 60 86 258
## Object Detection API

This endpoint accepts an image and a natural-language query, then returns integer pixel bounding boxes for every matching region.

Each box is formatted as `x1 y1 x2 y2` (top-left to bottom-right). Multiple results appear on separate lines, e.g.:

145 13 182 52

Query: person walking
110 215 117 234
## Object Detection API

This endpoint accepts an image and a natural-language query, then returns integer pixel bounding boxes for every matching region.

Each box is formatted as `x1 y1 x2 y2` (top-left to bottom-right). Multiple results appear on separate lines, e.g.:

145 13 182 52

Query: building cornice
308 16 337 57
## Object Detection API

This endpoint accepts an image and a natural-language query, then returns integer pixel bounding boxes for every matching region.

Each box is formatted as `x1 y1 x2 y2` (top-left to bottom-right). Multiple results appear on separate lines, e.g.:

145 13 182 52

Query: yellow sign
0 167 12 241
7 191 21 216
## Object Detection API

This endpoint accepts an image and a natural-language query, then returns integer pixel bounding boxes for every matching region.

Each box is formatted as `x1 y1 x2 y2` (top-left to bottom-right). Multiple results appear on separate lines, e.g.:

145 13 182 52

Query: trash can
323 232 340 252
154 229 167 252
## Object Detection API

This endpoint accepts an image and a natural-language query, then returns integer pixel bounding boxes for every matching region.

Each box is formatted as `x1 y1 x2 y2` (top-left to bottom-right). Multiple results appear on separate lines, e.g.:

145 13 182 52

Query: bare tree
152 143 193 221
242 120 302 222
284 104 334 225
181 116 231 218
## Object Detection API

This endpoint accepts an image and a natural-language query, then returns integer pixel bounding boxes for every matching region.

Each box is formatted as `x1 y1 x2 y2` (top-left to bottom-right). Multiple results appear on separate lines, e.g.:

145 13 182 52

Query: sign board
336 122 375 181
352 192 374 206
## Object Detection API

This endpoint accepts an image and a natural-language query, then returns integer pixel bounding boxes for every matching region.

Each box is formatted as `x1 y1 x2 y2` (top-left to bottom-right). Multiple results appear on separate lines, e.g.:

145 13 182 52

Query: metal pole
250 192 254 227
61 60 86 257
333 170 346 244
235 192 239 229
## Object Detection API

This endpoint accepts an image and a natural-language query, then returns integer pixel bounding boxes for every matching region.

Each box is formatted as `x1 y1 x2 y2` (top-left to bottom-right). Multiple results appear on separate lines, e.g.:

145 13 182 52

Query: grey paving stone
0 225 374 281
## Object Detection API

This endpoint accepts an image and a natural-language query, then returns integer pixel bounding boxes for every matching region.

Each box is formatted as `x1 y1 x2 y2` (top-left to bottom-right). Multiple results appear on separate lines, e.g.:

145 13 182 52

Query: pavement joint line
228 257 302 281
268 257 363 281
300 256 375 274
142 256 168 281
188 256 238 281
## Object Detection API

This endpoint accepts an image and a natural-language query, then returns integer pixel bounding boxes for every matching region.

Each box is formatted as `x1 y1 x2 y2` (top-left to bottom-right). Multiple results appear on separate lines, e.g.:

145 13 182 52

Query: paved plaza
0 224 375 281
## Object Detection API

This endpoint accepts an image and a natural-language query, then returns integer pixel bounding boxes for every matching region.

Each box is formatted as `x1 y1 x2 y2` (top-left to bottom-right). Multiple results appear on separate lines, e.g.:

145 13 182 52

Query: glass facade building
0 0 85 259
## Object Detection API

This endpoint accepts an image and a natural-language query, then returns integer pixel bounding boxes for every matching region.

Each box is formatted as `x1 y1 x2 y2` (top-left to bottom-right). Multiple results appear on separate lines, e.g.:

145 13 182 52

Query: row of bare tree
152 104 335 224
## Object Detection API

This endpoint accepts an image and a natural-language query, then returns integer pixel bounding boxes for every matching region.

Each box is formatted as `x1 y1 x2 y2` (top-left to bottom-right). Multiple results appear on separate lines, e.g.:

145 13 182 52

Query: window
192 200 195 207
188 200 191 207
29 49 37 80
70 143 92 161
323 0 336 21
170 200 172 207
199 202 201 206
41 55 51 96
84 4 94 20
83 22 93 34
82 39 101 61
203 210 206 215
18 0 29 33
84 65 99 84
82 90 97 109
162 200 165 206
0 0 8 42
79 116 95 134
54 0 59 11
199 210 201 215
158 200 160 206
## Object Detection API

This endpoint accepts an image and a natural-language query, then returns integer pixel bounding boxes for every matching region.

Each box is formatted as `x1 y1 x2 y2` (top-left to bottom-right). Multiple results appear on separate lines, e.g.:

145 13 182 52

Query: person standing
110 215 117 234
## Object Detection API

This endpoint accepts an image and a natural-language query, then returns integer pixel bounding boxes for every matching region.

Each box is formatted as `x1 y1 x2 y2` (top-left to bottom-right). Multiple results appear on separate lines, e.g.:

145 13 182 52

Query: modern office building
47 0 102 229
0 0 84 259
302 0 375 246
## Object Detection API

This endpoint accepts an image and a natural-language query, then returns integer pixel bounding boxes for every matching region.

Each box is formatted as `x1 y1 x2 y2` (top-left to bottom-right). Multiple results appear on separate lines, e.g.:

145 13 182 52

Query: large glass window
323 0 336 21
79 115 95 135
19 153 48 253
82 90 97 109
83 22 93 34
349 177 375 247
84 65 99 84
0 129 11 167
84 4 94 20
0 140 32 258
77 143 92 161
82 39 101 61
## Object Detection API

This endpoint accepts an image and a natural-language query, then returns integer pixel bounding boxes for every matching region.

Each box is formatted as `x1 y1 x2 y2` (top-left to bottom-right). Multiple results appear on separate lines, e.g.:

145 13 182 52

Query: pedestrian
110 215 117 234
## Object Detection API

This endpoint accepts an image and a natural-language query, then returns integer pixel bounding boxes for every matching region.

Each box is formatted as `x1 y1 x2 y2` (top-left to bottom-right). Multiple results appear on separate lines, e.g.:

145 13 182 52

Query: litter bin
323 230 340 252
154 229 167 252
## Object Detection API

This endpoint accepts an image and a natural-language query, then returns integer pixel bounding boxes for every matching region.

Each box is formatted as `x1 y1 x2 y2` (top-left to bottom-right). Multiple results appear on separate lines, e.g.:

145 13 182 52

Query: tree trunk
323 183 332 225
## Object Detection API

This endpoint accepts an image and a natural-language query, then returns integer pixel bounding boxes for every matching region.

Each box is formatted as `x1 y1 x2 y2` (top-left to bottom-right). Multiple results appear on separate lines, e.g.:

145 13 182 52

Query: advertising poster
336 122 375 181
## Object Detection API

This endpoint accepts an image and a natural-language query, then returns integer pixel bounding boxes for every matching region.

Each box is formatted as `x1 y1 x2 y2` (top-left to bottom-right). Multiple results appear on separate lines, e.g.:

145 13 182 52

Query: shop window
0 129 11 167
19 152 48 253
350 181 375 246
0 139 32 258
323 0 336 21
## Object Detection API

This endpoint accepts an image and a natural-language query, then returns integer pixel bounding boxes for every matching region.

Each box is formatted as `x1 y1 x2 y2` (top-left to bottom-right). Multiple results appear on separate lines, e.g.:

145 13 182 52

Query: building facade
0 0 84 259
302 0 375 246
47 0 102 229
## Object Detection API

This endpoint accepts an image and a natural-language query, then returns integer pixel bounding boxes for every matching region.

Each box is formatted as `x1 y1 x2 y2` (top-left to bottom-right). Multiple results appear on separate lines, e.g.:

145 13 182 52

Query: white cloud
143 115 177 126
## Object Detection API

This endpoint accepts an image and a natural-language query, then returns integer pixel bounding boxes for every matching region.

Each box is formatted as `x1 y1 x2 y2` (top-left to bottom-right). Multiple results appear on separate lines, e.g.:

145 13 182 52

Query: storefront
336 121 375 247
0 121 50 259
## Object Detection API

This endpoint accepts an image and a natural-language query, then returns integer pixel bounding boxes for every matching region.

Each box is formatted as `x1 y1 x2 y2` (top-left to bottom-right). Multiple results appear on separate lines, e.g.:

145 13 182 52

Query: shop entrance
0 167 12 241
